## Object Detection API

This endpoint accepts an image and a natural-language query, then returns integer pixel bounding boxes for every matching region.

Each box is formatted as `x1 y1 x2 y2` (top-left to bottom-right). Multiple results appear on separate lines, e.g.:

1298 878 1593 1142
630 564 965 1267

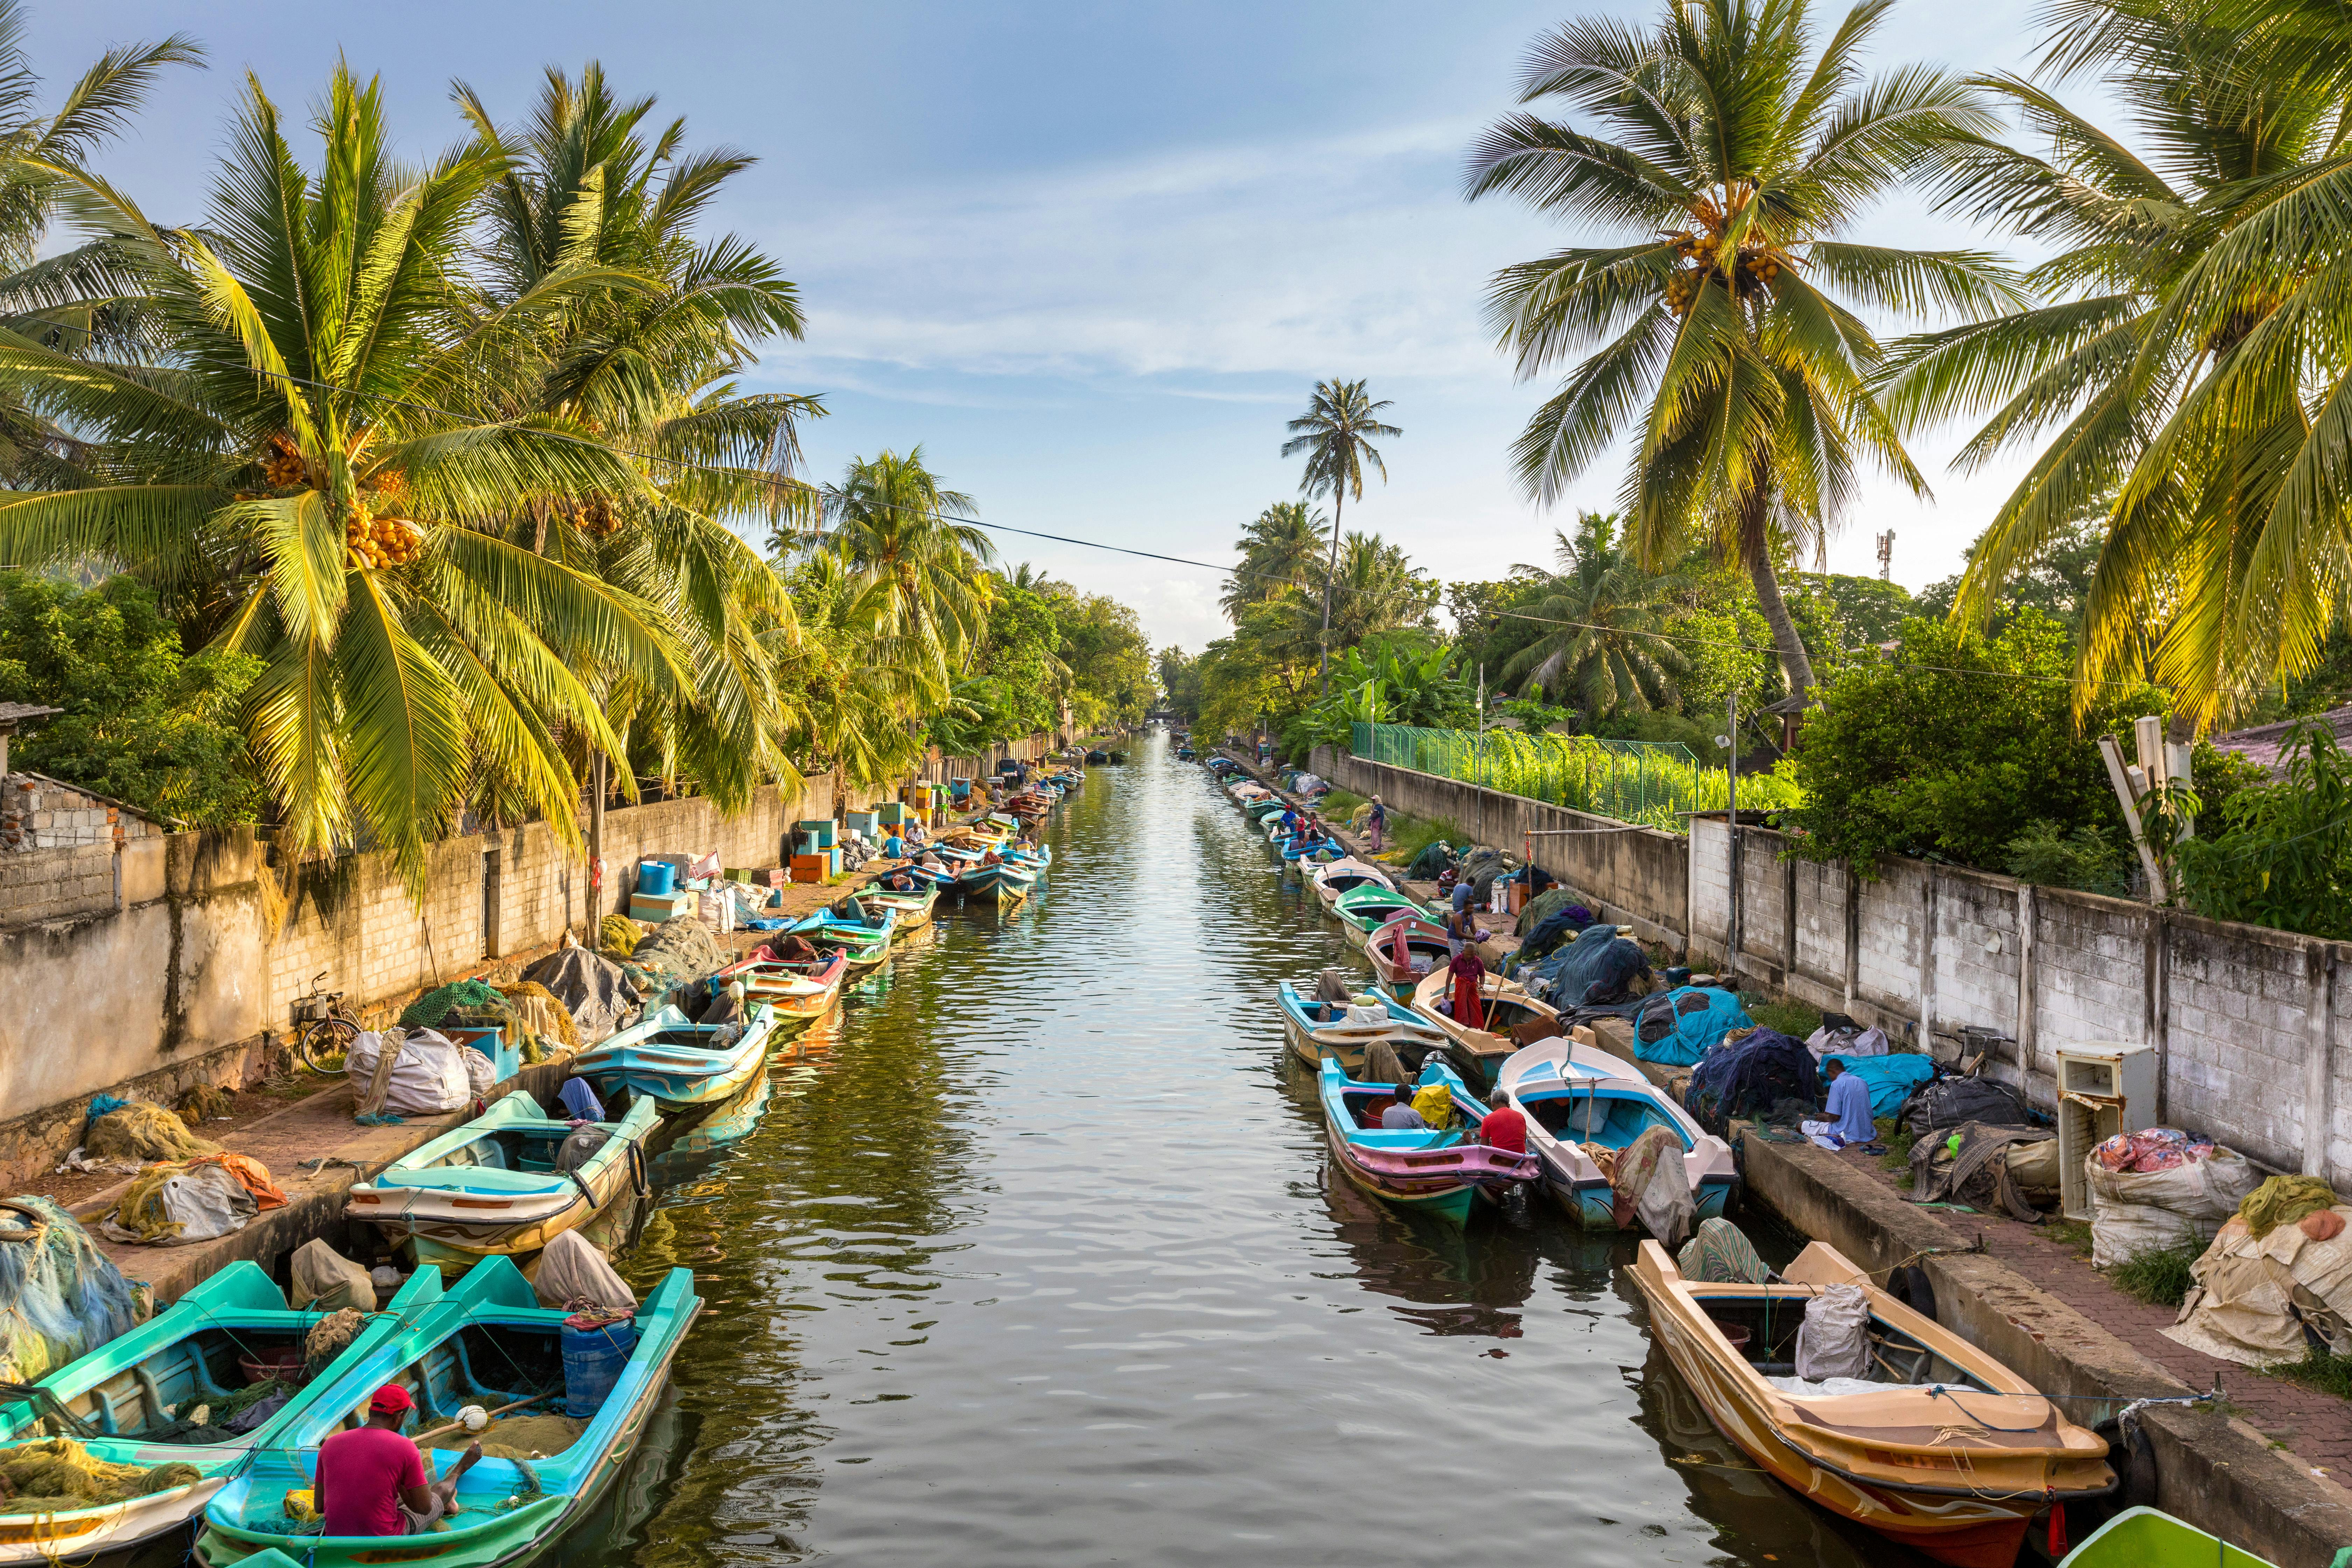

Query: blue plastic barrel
636 860 675 896
561 1317 637 1416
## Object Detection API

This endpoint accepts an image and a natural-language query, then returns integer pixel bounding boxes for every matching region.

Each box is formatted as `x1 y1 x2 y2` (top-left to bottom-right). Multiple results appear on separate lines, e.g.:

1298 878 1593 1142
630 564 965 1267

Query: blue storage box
636 860 676 896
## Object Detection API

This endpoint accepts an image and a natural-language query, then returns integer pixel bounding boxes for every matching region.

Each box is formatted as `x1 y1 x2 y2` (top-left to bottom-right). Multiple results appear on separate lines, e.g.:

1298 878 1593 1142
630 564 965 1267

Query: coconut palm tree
1465 0 2021 710
1876 0 2340 729
1281 379 1400 690
1500 513 1691 717
1219 499 1326 622
0 65 681 891
814 448 994 705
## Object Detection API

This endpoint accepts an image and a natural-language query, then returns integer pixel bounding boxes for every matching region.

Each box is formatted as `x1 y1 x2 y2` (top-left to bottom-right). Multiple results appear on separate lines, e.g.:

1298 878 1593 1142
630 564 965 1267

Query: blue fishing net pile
0 1196 140 1381
1520 923 1653 1007
1683 1028 1819 1136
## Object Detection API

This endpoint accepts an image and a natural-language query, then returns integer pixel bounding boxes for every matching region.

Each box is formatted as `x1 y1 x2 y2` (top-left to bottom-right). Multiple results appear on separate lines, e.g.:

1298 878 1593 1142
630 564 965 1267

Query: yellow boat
1630 1239 2113 1567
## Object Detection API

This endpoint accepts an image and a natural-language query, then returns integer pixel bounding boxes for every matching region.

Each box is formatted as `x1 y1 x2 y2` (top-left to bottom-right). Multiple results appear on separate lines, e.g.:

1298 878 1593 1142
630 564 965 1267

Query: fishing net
498 982 579 1062
2242 1175 2341 1240
0 1198 140 1384
1402 841 1455 880
400 979 506 1031
86 1104 218 1164
175 1084 236 1125
0 1439 201 1512
600 914 645 960
628 917 724 983
104 1162 255 1245
304 1308 365 1376
423 1414 585 1461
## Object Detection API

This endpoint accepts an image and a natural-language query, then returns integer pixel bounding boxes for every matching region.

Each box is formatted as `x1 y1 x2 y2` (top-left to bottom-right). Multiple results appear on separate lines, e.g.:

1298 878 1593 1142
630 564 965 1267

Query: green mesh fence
1351 722 1730 832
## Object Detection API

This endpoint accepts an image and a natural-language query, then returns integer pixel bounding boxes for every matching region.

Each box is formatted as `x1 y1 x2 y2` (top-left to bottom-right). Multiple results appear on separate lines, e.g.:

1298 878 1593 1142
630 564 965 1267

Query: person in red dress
1447 945 1486 1031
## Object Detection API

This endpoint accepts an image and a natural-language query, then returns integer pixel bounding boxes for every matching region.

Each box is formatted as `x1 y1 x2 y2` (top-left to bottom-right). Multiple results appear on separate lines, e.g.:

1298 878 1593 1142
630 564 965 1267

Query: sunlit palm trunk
1318 488 1343 694
1740 489 1814 707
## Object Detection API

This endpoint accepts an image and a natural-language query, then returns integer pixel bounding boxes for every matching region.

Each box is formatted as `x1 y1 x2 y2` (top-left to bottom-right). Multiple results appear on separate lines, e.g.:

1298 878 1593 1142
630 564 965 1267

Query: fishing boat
1276 832 1342 863
569 1001 776 1112
707 947 848 1029
958 856 1038 901
2057 1509 2272 1568
0 1260 439 1564
345 1090 656 1274
1275 981 1450 1075
1309 856 1395 908
861 880 940 936
1365 915 1451 1000
788 900 898 972
1330 884 1430 947
1085 748 1111 764
1496 1036 1736 1227
1408 967 1563 1092
1316 1059 1539 1224
194 1255 701 1568
1631 1239 2113 1566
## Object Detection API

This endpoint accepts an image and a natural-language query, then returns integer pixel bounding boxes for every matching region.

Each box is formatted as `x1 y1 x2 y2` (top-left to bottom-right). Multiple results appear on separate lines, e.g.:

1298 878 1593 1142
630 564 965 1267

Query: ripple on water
579 737 1909 1568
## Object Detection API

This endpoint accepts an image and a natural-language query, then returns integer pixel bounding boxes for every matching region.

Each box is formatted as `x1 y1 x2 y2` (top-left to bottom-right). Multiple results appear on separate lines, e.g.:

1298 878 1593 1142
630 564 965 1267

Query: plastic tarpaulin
2088 1146 2262 1268
1795 1283 1871 1381
521 945 640 1046
1633 987 1752 1068
1821 1052 1936 1117
2166 1208 2352 1366
290 1238 375 1313
1524 923 1652 1007
529 1230 636 1315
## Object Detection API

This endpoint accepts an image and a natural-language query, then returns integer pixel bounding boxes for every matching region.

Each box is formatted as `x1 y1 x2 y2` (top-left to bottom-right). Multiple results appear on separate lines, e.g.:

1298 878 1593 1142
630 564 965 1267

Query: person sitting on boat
314 1384 483 1536
879 868 917 892
1378 1085 1427 1130
1478 1090 1528 1155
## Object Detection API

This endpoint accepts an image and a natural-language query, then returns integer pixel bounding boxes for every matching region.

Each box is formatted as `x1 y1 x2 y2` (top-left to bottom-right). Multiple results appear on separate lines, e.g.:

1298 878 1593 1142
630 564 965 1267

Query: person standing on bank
1367 795 1386 851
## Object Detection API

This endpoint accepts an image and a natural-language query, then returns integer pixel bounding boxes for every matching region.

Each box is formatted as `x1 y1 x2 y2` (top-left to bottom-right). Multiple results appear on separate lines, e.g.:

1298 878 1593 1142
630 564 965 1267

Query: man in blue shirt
1822 1061 1876 1143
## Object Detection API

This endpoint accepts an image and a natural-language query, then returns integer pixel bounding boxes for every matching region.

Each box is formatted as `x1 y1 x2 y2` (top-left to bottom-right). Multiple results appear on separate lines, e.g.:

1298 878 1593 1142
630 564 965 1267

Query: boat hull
1544 1171 1735 1228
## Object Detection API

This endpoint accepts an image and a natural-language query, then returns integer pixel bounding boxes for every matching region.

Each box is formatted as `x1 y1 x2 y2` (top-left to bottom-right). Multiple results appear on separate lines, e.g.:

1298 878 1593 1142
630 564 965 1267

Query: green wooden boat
0 1261 439 1564
862 881 939 937
2057 1508 2275 1568
194 1254 701 1568
1330 883 1431 948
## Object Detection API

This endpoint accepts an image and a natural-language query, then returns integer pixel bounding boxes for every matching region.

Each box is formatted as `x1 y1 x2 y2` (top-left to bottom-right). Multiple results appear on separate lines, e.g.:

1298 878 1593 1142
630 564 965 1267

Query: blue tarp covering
1525 923 1652 1007
1632 987 1754 1068
1823 1052 1937 1117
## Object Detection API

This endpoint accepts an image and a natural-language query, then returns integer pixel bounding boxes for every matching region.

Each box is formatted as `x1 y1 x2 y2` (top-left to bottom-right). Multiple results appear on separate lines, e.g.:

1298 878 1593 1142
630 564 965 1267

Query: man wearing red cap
314 1385 482 1535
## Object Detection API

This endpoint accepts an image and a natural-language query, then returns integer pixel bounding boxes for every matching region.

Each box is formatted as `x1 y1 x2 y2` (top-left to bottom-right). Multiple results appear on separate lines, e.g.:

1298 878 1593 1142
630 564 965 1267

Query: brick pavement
1828 1142 2352 1479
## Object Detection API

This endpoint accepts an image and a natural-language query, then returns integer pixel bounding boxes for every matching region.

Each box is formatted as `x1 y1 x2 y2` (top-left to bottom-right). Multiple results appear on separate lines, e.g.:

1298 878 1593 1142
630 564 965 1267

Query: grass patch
1875 1117 1918 1188
2107 1244 2201 1308
2041 1218 2094 1257
1322 788 1365 817
1379 812 1463 870
1749 997 1824 1040
2268 1348 2352 1401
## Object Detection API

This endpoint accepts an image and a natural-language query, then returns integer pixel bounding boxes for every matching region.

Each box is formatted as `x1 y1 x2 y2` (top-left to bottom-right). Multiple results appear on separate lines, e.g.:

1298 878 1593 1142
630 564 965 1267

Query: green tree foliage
1053 591 1154 728
1220 502 1325 622
1285 632 1475 755
1281 380 1400 688
0 573 263 826
1498 512 1690 718
1467 0 2017 708
2174 724 2352 939
1156 646 1202 721
1781 611 2164 873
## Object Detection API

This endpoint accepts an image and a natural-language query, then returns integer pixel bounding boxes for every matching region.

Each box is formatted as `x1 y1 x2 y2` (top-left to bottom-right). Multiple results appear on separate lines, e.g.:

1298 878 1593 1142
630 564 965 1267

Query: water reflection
552 734 1909 1568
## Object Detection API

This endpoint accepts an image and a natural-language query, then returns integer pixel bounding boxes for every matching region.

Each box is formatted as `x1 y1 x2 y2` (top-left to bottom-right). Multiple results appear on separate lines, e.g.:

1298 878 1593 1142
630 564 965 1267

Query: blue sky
34 0 2057 654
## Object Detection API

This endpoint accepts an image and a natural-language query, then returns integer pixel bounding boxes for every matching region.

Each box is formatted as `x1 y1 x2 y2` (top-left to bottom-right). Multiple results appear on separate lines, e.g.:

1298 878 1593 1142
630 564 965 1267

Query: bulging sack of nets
0 1438 201 1513
497 981 581 1063
522 946 639 1046
289 1238 375 1314
0 1197 140 1383
399 978 506 1031
346 1028 473 1117
528 1230 636 1315
101 1162 257 1246
85 1102 218 1164
629 916 725 982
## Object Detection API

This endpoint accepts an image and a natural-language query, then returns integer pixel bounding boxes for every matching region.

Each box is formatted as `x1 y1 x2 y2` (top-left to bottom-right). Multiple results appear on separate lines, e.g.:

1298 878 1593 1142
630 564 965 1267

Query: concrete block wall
0 840 115 922
1791 858 1847 1001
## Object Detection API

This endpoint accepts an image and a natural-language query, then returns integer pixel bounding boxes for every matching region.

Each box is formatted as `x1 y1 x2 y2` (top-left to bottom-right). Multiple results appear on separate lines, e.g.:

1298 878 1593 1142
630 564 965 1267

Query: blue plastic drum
561 1317 637 1416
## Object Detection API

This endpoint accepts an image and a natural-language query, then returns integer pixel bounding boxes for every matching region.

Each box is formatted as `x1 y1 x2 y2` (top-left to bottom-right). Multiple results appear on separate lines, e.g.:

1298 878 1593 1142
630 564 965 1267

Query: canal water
590 734 1909 1568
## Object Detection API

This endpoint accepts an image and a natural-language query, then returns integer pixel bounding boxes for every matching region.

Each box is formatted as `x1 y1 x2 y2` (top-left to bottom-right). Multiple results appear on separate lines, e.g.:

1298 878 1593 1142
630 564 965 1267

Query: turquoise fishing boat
345 1092 656 1275
568 1002 775 1112
1330 884 1430 948
195 1256 701 1568
0 1262 439 1564
788 899 897 972
1316 1058 1538 1225
861 881 940 936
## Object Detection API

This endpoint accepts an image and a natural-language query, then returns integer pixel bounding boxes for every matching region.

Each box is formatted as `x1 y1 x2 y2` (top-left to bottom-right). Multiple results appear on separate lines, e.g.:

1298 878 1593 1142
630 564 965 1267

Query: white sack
1796 1282 1872 1381
346 1028 474 1116
459 1045 497 1098
2088 1148 2263 1268
102 1164 254 1246
2166 1208 2352 1367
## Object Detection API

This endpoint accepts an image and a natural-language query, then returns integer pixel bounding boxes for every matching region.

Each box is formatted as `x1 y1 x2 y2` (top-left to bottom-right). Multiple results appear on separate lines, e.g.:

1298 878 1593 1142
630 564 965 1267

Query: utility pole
1875 530 1895 582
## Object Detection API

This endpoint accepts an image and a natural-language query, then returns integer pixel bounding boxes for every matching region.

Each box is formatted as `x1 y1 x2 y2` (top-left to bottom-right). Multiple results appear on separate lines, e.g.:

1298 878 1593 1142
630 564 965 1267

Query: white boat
1497 1036 1737 1229
1309 857 1396 908
1275 982 1449 1076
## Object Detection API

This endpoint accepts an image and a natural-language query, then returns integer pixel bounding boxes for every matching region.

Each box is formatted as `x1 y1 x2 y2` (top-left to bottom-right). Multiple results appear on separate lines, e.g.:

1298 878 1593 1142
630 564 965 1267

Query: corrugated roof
2208 703 2352 774
0 702 61 727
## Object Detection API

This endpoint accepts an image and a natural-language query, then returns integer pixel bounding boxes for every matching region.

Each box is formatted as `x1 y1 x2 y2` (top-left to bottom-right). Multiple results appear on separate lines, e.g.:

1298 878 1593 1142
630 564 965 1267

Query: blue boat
1275 979 1448 1075
1316 1058 1539 1225
1496 1038 1738 1229
0 1261 440 1563
789 899 898 971
568 1001 776 1111
194 1256 701 1568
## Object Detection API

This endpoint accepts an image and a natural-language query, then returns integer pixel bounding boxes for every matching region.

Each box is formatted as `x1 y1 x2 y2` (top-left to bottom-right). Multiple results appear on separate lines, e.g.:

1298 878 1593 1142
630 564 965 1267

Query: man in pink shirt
315 1385 482 1535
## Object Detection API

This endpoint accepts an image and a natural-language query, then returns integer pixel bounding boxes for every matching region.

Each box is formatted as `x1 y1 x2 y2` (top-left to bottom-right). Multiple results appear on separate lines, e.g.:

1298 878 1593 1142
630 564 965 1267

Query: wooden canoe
1496 1036 1735 1228
345 1090 656 1274
1630 1239 2113 1567
1276 981 1449 1075
1316 1058 1539 1224
1408 966 1565 1093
